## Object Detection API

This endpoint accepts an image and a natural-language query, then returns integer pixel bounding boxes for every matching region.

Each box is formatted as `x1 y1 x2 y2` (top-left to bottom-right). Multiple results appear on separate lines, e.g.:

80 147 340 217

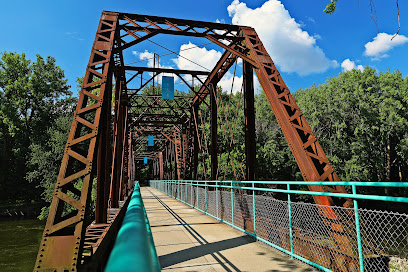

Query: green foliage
0 52 72 202
2 49 407 218
294 68 408 199
324 0 338 14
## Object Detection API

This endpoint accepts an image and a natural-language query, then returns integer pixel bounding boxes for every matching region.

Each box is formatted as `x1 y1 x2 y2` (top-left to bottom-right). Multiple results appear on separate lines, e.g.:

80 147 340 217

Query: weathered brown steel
34 11 118 272
240 27 352 207
95 66 112 224
192 105 199 180
210 83 218 181
174 128 184 180
240 26 358 270
243 61 256 181
124 66 210 76
158 152 164 180
36 10 361 272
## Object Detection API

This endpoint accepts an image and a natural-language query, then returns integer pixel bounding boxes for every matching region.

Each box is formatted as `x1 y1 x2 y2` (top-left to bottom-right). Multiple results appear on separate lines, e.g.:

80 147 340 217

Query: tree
294 67 408 203
0 52 72 201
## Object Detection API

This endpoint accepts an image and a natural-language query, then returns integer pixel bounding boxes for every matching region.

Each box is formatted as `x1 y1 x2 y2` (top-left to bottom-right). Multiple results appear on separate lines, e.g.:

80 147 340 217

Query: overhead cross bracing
34 11 378 272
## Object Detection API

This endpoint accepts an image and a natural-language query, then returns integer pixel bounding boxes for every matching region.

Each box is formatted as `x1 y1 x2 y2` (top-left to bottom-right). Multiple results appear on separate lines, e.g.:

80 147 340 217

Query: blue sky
1 0 407 93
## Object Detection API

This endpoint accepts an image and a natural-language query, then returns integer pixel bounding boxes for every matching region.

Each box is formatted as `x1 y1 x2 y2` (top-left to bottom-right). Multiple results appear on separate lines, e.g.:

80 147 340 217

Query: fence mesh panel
152 182 408 272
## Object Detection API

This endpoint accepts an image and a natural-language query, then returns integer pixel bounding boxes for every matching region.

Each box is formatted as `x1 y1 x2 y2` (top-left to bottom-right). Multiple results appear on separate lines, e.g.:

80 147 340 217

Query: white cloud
341 59 364 72
307 16 315 24
227 0 338 75
219 73 243 94
132 50 156 67
364 33 408 59
313 34 321 40
172 43 236 92
172 42 222 71
172 42 262 94
132 50 175 81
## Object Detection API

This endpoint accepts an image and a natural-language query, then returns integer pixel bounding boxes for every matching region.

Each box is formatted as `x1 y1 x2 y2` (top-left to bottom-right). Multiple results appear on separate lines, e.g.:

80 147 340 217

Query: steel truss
35 11 372 272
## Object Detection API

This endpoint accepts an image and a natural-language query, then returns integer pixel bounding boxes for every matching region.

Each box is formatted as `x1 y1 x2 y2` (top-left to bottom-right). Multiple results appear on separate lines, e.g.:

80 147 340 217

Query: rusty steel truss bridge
33 11 379 272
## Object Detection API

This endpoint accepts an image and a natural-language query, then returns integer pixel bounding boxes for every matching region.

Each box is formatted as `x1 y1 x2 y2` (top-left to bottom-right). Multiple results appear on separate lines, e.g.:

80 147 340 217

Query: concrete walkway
141 187 315 272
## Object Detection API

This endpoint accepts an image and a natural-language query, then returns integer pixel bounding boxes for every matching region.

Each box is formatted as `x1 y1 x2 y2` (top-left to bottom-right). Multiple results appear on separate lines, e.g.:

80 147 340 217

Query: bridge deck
141 186 315 272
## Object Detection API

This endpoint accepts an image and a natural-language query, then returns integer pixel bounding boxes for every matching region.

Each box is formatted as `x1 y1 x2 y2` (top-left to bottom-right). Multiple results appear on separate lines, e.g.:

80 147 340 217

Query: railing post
205 181 208 213
196 181 199 209
231 181 234 226
287 184 294 259
216 181 219 219
253 181 256 236
191 181 193 206
353 185 365 272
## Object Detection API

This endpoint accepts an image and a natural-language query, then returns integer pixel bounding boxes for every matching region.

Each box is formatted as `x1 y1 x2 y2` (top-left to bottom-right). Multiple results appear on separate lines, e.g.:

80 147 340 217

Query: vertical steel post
193 105 199 180
231 181 234 226
253 182 256 235
353 185 365 272
110 79 125 208
95 69 112 224
159 152 164 180
243 61 256 181
216 181 219 219
205 181 208 213
210 82 218 181
196 181 199 209
287 184 294 258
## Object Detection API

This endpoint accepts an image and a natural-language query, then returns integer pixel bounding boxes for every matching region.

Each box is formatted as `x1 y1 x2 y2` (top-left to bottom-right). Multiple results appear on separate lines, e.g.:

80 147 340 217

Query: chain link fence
151 181 408 272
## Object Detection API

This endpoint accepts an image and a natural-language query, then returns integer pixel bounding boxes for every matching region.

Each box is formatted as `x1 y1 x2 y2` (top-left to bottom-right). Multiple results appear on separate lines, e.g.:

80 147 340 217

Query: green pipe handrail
105 182 160 272
155 180 408 203
150 179 408 272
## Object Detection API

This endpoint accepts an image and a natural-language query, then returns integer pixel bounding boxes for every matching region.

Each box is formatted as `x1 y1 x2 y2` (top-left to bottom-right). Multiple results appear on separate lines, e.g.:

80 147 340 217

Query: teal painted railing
105 182 160 272
150 180 408 272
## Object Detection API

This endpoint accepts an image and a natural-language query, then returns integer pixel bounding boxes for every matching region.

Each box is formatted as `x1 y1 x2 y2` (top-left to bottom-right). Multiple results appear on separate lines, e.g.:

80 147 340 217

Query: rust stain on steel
34 11 119 271
34 10 373 272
